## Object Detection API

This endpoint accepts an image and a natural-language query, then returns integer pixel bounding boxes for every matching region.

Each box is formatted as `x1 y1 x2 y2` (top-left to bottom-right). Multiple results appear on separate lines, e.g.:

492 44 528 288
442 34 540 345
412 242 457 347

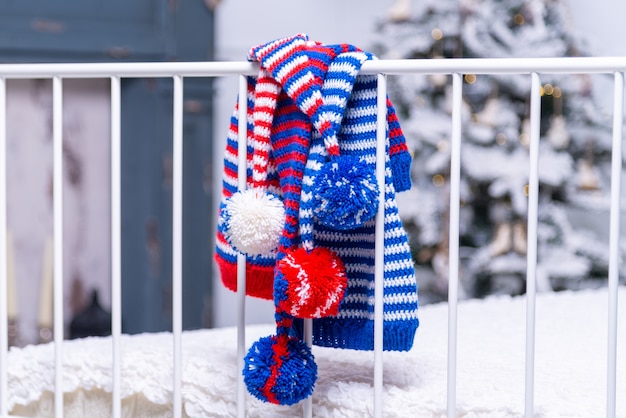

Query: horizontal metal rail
0 57 626 78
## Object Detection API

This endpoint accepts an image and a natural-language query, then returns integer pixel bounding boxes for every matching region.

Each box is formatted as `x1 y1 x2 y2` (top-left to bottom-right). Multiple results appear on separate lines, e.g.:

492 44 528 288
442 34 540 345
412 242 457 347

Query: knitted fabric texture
215 34 349 299
273 50 376 320
214 77 280 299
293 50 418 352
234 48 325 401
219 70 285 258
215 34 418 352
243 307 317 406
242 39 349 404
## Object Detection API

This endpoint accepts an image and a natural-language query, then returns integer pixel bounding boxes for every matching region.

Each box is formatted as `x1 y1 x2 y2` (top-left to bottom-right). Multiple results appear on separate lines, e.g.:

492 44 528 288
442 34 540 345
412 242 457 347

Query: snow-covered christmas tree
374 0 623 303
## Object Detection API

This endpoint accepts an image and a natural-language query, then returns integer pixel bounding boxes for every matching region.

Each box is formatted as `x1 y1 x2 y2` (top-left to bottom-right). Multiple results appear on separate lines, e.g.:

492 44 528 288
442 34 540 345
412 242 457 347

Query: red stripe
282 182 303 194
306 58 329 77
291 85 323 117
284 200 300 211
273 138 309 158
264 45 302 78
281 232 297 244
317 120 332 136
253 38 292 65
273 127 309 144
223 165 237 180
259 312 294 403
388 127 403 140
389 143 408 155
327 144 340 157
260 334 289 404
216 231 230 245
265 40 308 79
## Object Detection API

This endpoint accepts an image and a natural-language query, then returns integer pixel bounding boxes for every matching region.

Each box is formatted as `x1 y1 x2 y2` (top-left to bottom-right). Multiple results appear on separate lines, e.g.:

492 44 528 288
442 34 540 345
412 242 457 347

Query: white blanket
8 288 626 417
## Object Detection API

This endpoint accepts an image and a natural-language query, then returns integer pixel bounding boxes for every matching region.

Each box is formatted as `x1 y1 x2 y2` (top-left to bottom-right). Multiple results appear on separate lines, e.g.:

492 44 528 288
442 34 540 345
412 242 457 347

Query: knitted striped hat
241 35 349 406
215 34 354 301
274 51 375 320
214 34 316 300
214 76 281 299
218 35 418 387
304 64 419 353
219 70 284 257
241 36 418 407
246 37 418 352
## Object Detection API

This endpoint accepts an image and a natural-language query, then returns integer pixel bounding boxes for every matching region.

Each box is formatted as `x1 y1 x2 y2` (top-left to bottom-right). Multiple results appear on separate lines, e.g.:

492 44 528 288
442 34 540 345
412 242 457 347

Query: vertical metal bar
172 75 184 418
447 72 462 418
373 73 387 418
524 72 541 418
0 77 8 418
110 76 122 418
52 76 65 418
302 319 313 418
606 71 623 418
236 74 248 418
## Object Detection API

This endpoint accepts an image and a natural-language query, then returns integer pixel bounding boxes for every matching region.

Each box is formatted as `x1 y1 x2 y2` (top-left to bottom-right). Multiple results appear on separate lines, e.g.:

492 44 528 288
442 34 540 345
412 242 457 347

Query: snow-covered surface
8 288 625 417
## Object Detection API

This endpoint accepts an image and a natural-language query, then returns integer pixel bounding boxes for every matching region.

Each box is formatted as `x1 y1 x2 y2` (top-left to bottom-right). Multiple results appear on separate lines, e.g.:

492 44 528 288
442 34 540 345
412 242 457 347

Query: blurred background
2 0 626 345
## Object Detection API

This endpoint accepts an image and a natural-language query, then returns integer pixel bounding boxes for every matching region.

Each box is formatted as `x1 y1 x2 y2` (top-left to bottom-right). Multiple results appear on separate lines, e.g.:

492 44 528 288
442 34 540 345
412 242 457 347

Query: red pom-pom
275 247 347 319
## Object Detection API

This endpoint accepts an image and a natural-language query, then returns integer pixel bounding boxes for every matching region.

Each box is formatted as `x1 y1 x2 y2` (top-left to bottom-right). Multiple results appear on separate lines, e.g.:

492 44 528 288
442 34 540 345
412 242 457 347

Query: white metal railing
0 75 7 418
0 56 623 418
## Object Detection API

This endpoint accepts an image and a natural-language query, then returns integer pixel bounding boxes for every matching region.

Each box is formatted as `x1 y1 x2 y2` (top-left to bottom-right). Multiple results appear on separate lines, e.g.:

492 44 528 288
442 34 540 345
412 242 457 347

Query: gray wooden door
0 0 215 333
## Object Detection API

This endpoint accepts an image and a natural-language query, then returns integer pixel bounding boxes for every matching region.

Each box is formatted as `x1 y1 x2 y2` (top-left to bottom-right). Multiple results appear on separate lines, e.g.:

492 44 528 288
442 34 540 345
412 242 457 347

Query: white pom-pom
222 189 284 256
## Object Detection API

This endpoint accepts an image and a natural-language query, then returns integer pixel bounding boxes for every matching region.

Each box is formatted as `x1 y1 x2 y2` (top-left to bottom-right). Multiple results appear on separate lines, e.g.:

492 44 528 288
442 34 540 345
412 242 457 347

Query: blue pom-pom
312 156 379 230
243 335 317 405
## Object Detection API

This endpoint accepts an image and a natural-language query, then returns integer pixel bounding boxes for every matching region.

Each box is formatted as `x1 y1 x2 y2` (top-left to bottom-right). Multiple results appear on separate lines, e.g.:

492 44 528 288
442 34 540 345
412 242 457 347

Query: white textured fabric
8 288 626 417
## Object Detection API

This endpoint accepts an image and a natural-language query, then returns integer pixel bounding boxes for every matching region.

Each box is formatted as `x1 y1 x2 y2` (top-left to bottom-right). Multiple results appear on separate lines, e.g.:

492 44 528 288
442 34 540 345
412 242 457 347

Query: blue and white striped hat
295 49 419 352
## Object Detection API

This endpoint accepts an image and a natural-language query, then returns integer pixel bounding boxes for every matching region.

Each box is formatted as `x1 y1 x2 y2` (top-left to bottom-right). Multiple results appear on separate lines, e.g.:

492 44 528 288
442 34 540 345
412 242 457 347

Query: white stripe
343 294 368 304
383 227 409 240
260 40 301 68
215 237 238 255
321 95 348 109
307 144 325 157
328 61 360 77
384 293 419 305
313 111 343 129
222 177 239 192
285 70 315 97
350 91 378 102
275 54 308 83
253 97 277 111
323 78 355 93
343 276 374 287
299 223 313 236
335 309 417 322
251 137 271 151
377 276 416 288
383 260 416 273
251 128 271 143
300 191 313 203
341 122 378 136
384 244 413 256
252 40 284 62
314 231 376 242
223 149 253 168
330 247 376 258
254 79 279 93
302 176 315 187
300 93 323 115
